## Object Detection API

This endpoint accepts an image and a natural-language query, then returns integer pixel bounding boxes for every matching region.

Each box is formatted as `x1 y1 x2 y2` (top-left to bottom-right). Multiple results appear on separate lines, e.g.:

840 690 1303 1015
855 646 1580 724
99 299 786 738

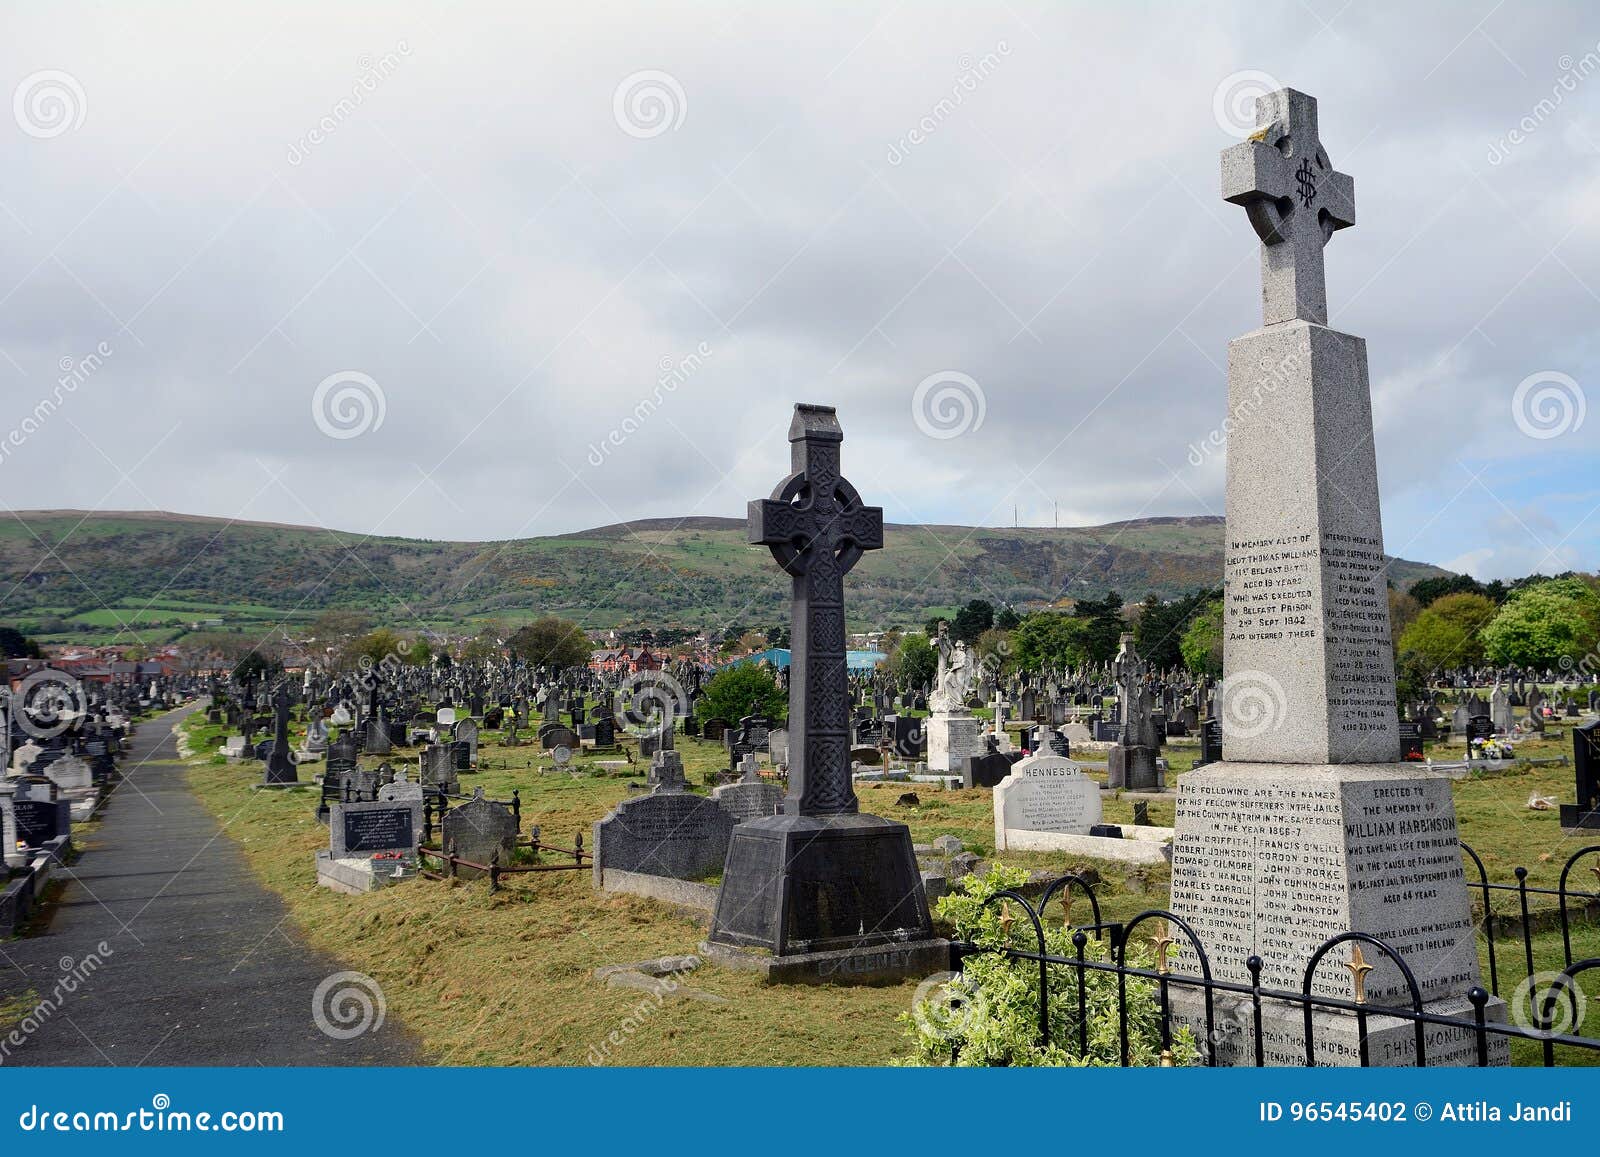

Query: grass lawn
174 711 1600 1066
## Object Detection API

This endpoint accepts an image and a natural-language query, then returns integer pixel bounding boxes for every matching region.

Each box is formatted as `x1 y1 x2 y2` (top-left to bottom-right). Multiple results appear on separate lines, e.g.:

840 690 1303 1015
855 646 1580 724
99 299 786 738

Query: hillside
0 510 1448 640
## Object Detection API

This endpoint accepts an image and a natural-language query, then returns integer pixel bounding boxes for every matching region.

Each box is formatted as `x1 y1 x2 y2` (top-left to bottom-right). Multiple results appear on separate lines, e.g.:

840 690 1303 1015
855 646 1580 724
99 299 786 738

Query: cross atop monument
1221 88 1355 327
749 403 883 815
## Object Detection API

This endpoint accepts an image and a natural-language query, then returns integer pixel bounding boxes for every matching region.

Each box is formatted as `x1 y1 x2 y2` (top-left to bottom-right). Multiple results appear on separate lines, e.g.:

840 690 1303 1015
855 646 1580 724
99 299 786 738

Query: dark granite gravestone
593 790 735 881
702 718 730 742
12 798 65 846
1398 721 1424 761
887 714 924 760
335 804 415 857
592 716 616 748
441 789 518 878
962 750 1020 789
1560 719 1600 830
540 725 578 752
1196 717 1222 768
262 683 299 786
707 406 930 965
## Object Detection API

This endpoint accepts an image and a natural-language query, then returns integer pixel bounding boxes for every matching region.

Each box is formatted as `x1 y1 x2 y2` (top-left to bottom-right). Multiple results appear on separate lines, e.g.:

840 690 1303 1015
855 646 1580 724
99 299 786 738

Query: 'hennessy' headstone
1169 88 1501 1067
708 404 931 960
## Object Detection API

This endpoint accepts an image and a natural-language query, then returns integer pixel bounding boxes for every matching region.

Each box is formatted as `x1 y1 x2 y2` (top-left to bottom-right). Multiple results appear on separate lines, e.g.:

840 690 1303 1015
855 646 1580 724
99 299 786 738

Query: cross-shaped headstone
264 680 298 784
1221 87 1354 326
749 403 883 815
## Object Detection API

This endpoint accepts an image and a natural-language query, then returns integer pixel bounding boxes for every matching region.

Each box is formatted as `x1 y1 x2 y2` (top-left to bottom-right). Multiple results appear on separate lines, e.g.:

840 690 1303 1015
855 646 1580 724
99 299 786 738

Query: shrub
900 864 1198 1067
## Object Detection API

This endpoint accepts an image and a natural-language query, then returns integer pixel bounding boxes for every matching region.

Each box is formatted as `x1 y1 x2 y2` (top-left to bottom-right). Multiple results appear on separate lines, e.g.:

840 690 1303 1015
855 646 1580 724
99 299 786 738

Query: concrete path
0 703 420 1065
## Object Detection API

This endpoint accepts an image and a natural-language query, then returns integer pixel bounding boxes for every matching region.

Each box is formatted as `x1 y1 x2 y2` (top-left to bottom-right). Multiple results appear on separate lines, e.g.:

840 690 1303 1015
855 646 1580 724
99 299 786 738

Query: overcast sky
0 1 1595 581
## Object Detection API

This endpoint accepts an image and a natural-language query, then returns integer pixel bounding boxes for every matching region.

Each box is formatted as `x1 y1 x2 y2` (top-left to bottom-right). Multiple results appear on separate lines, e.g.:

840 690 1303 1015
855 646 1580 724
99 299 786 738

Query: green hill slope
0 510 1449 636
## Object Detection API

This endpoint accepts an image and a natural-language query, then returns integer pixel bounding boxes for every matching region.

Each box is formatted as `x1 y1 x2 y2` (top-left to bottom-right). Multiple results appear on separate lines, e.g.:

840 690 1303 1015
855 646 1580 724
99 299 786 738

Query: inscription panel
1170 768 1479 1004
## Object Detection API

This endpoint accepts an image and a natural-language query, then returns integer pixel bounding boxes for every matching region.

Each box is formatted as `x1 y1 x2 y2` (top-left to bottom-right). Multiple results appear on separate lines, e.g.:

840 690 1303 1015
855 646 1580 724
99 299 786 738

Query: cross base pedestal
1560 803 1600 830
708 812 931 959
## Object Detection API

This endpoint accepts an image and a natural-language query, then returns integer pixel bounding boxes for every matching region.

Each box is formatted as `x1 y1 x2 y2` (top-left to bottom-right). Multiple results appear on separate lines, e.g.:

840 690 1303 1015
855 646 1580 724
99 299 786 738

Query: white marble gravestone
992 754 1102 850
1168 88 1502 1066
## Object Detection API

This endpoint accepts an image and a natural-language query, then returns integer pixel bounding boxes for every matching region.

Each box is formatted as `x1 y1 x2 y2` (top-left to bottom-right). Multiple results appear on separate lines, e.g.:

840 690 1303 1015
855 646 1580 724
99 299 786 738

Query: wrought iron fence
947 843 1600 1067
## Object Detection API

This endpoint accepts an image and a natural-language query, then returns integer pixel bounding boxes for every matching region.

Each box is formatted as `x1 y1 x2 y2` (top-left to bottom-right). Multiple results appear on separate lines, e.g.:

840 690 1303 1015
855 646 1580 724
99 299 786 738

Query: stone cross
749 403 883 815
264 680 298 784
1221 88 1355 326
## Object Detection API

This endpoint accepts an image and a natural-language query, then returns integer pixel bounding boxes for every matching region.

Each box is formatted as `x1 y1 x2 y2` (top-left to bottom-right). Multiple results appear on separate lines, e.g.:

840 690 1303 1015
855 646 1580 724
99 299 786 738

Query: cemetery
3 9 1600 1111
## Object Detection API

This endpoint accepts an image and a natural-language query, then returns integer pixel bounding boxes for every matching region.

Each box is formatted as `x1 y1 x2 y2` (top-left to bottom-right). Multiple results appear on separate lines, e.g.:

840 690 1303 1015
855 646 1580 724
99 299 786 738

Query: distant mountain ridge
0 509 1450 631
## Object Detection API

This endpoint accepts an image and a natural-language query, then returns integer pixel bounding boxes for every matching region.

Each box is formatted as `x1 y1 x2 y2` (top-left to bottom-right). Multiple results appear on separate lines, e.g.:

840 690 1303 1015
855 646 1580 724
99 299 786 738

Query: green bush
900 864 1198 1067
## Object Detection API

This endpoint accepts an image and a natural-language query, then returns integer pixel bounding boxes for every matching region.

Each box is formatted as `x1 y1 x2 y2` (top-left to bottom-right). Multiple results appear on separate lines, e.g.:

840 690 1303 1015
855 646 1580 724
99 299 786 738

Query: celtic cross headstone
747 403 883 815
707 405 934 972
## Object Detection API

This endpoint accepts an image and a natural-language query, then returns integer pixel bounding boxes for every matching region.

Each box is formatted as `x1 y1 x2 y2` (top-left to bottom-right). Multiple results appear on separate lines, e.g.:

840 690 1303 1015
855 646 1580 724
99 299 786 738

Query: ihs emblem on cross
1221 88 1353 327
1294 156 1317 208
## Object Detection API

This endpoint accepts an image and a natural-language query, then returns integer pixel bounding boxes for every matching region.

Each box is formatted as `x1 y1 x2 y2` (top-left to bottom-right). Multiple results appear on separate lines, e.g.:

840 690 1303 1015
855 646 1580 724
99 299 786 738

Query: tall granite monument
1168 89 1502 1065
706 404 937 980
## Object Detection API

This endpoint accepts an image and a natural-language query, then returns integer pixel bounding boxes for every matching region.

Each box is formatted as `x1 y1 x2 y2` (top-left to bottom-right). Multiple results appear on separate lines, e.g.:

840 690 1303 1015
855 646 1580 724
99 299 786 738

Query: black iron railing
947 843 1600 1067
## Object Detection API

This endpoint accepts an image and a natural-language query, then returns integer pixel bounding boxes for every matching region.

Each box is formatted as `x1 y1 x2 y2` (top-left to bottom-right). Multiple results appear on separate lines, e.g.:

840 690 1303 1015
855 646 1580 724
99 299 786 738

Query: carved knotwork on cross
1221 88 1355 327
749 404 884 816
